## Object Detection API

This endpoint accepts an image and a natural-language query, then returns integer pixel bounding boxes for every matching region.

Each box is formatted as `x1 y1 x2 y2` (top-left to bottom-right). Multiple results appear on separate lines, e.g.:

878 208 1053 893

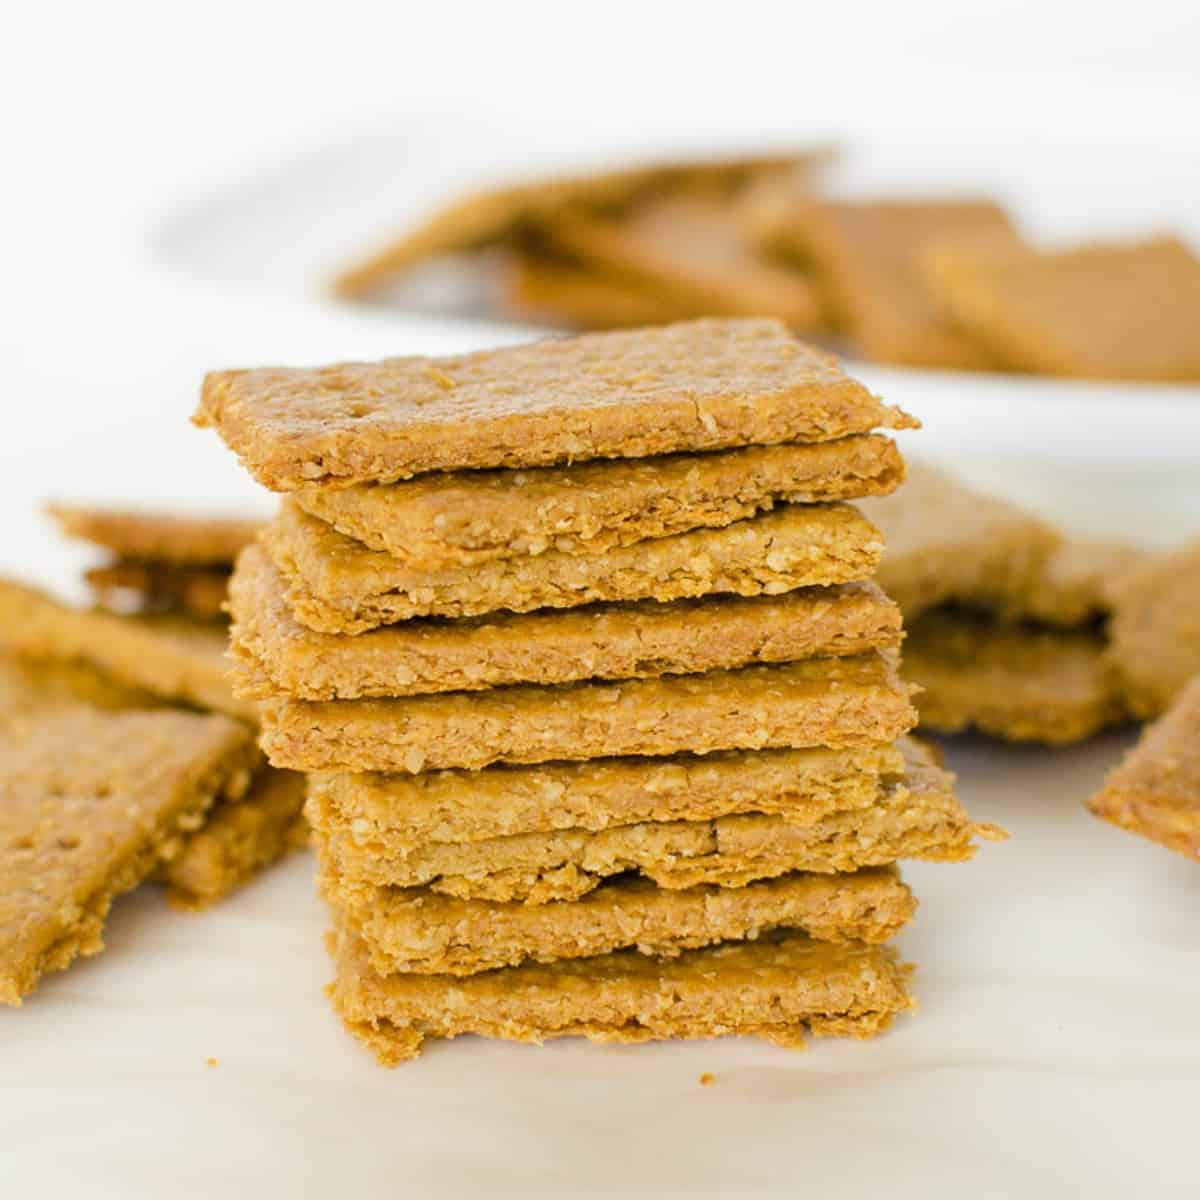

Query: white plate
3 111 1200 1198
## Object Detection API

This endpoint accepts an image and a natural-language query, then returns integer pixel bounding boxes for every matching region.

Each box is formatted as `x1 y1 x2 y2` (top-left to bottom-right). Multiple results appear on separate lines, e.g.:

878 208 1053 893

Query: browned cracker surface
904 609 1124 744
158 768 308 910
312 740 979 902
924 235 1200 380
766 198 1017 367
309 742 904 848
85 561 232 621
333 151 833 298
195 319 915 490
1089 676 1200 861
505 254 696 330
1107 538 1200 718
266 497 884 633
336 867 915 977
542 193 821 329
231 546 901 700
329 925 912 1065
0 654 259 1004
0 578 252 722
47 503 262 565
261 650 916 774
860 464 1059 621
293 432 903 568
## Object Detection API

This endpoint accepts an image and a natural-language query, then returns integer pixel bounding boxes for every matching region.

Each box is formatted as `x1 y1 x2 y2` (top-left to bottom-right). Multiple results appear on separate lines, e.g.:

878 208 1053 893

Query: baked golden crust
266 498 885 633
761 197 1016 367
158 768 308 910
312 741 979 901
903 610 1125 744
230 545 901 700
260 651 917 774
925 235 1200 380
47 503 261 565
541 193 821 329
0 654 260 1005
195 319 915 490
85 561 231 621
293 433 903 568
335 867 915 977
1106 537 1200 718
328 924 912 1064
860 464 1059 621
1088 676 1200 861
333 150 834 298
0 578 252 721
311 742 904 848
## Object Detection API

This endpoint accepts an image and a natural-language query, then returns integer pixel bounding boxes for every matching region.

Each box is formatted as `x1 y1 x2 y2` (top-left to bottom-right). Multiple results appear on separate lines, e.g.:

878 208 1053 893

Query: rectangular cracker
1088 676 1200 860
195 319 916 490
85 561 231 621
763 198 1017 367
1106 537 1200 719
231 545 902 700
329 925 912 1065
335 867 915 977
261 650 916 774
47 503 262 565
924 235 1200 381
267 498 884 633
333 150 835 297
0 654 260 1005
860 463 1059 621
903 609 1124 744
0 578 253 722
1024 539 1146 628
541 193 822 329
313 740 979 902
157 768 308 910
310 742 904 848
293 432 903 568
504 254 697 330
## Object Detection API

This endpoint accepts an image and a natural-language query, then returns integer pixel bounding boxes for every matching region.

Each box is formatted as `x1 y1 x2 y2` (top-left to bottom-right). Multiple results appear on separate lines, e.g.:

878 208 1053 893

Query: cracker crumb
206 1057 219 1067
699 1072 716 1086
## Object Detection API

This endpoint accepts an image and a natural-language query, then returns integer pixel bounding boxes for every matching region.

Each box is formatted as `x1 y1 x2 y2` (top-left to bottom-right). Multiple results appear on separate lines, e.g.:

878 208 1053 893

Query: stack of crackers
197 318 996 1063
336 151 1200 381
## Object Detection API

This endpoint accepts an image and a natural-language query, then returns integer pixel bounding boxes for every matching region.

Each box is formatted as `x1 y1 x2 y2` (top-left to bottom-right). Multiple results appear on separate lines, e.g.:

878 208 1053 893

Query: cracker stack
197 318 992 1063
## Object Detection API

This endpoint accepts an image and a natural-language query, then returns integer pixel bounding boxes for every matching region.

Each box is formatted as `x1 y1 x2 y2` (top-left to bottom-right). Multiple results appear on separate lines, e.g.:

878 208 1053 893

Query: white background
3 5 1200 1197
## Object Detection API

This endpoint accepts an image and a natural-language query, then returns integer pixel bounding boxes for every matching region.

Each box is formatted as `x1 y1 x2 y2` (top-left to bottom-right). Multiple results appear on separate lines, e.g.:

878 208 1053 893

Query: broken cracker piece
1088 675 1200 860
0 654 259 1004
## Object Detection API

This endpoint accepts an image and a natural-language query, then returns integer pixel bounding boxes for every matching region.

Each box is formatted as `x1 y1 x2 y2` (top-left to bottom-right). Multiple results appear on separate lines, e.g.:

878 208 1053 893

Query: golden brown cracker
1088 675 1200 860
195 319 915 490
924 235 1200 380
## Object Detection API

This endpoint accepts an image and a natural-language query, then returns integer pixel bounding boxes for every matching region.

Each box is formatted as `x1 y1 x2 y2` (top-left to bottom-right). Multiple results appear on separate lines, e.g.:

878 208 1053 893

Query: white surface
4 9 1200 1196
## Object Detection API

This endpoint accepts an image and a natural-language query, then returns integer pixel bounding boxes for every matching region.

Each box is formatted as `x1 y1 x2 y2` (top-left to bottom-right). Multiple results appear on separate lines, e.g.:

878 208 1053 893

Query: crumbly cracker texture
230 545 901 700
266 498 885 633
195 319 915 490
292 432 903 568
260 651 917 774
328 925 913 1065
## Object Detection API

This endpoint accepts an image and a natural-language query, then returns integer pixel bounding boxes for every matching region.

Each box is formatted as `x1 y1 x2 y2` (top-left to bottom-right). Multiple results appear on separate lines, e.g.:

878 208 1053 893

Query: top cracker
195 319 914 491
